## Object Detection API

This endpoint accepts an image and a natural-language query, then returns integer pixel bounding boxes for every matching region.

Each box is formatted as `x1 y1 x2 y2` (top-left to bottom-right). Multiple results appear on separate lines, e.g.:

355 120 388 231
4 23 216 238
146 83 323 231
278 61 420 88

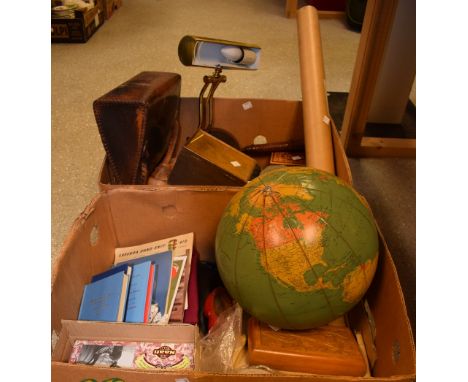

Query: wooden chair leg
285 0 298 18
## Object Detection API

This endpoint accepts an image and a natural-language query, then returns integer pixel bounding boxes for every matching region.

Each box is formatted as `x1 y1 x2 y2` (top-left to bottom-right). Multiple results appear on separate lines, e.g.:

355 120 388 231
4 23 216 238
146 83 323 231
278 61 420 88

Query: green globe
215 167 379 330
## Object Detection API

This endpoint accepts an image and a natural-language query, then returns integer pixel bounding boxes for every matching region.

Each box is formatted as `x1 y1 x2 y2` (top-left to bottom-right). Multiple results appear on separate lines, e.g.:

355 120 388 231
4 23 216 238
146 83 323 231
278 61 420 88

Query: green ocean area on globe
215 167 379 330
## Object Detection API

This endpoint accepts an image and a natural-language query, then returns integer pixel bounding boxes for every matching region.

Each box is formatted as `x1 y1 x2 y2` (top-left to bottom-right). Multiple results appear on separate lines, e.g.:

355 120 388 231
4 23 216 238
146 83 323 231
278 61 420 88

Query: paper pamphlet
165 256 187 317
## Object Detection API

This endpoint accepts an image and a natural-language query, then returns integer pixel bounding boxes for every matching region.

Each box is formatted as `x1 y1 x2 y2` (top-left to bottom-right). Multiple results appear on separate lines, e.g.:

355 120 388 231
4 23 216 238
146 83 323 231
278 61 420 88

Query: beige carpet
52 0 415 334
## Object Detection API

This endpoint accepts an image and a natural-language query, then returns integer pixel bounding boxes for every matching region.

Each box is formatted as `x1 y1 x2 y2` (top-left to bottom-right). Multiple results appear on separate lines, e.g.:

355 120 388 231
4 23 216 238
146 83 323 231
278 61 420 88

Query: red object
307 0 346 11
203 286 233 331
183 249 199 325
144 263 155 323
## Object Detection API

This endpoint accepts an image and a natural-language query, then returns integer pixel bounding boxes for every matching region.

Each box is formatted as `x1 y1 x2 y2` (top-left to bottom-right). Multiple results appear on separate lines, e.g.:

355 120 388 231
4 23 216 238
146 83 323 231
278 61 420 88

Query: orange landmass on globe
342 255 378 303
249 206 328 250
247 206 333 292
229 183 315 217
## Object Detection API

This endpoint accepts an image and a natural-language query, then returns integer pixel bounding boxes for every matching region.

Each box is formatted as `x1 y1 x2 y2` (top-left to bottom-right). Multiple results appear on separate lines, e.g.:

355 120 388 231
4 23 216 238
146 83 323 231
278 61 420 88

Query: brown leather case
93 71 181 184
248 317 367 376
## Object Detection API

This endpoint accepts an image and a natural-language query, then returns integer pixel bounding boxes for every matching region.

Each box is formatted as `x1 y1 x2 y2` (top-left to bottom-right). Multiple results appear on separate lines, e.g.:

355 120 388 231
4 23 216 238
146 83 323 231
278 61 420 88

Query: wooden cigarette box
248 317 367 376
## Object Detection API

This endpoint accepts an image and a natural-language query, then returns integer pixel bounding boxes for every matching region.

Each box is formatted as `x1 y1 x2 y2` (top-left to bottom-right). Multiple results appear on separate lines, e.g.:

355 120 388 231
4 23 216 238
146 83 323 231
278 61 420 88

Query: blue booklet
78 269 131 322
91 263 131 283
118 251 172 317
125 261 153 323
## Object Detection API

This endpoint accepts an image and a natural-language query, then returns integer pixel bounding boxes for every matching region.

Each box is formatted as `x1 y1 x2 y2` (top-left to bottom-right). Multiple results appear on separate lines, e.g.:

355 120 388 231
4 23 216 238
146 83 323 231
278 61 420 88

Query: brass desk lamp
168 36 262 186
178 35 261 148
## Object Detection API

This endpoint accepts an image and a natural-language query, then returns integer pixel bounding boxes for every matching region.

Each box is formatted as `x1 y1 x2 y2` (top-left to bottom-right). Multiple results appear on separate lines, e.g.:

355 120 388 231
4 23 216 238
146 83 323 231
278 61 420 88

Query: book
124 261 153 323
78 268 132 322
182 248 199 325
69 339 195 370
144 263 155 323
115 233 194 321
270 151 306 166
91 263 131 283
165 256 186 317
117 251 172 324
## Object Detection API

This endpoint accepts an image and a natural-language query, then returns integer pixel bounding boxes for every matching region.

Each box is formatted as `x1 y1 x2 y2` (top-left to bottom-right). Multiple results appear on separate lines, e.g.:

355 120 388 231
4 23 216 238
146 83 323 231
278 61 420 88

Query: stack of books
78 233 198 325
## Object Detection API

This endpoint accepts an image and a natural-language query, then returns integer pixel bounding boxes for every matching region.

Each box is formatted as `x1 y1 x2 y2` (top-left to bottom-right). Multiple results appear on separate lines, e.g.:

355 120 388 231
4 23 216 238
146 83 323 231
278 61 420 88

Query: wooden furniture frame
285 0 298 18
285 1 345 20
287 0 415 157
339 0 416 157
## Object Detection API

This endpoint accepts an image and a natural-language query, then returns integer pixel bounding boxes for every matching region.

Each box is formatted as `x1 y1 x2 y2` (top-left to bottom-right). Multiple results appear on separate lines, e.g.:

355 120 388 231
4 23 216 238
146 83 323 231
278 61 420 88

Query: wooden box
51 6 104 44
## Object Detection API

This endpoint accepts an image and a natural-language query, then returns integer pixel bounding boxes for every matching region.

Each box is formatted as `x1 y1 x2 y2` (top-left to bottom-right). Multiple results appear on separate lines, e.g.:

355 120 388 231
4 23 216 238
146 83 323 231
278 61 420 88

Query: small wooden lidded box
248 317 368 376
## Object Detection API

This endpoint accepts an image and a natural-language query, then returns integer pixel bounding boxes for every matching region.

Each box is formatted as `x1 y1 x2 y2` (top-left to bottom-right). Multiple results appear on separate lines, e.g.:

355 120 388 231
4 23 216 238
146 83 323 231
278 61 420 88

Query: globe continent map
215 167 379 329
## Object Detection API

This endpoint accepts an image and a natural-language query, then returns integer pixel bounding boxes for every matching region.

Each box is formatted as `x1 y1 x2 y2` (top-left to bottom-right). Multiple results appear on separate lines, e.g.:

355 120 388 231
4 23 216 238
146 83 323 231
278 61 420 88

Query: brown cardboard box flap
52 320 198 363
99 97 352 190
53 97 413 380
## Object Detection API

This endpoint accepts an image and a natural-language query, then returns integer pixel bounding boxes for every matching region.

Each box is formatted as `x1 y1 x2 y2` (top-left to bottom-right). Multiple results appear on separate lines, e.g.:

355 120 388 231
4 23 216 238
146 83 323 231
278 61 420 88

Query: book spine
125 263 154 323
144 263 155 323
118 272 131 322
77 285 89 320
152 252 172 316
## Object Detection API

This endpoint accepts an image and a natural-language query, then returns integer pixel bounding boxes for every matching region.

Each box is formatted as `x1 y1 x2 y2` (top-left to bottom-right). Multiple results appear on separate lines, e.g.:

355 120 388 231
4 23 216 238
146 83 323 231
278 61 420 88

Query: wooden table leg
285 0 298 18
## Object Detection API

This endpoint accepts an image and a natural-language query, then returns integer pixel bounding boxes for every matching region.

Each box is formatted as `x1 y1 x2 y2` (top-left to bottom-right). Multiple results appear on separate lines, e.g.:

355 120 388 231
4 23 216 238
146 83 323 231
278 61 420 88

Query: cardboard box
99 97 322 191
51 6 104 44
52 99 415 380
52 320 199 371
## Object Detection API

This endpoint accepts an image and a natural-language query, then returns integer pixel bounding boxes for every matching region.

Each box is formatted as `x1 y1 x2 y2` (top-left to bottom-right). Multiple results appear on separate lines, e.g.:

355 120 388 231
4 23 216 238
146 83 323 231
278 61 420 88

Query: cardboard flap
53 94 414 380
368 231 416 376
348 228 415 377
58 320 197 343
99 97 354 191
105 188 237 260
51 193 117 334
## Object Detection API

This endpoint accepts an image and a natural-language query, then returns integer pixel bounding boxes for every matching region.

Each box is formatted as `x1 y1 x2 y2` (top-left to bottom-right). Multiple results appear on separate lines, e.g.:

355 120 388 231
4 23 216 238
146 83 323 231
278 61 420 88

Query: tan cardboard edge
52 361 415 382
330 120 353 185
375 224 416 355
99 96 305 191
52 362 196 379
51 322 70 362
52 320 199 366
192 370 416 381
99 98 350 190
51 193 102 286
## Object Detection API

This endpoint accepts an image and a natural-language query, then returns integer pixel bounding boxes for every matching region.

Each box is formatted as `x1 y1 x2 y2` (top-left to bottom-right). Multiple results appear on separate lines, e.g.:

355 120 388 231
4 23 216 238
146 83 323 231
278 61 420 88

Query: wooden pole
297 6 335 174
